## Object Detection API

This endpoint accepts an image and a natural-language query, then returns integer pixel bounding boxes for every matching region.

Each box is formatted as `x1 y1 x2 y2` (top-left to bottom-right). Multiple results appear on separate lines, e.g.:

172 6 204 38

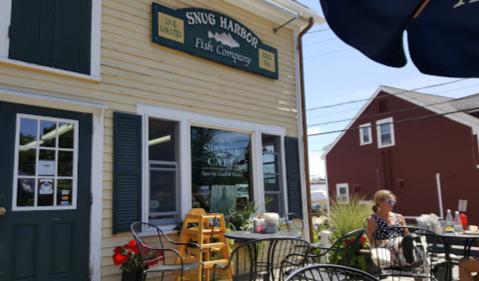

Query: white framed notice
458 199 468 212
38 160 56 176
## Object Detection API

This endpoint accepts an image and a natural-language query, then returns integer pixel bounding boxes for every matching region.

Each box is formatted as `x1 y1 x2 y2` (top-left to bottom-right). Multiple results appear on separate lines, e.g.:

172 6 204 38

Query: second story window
6 0 92 75
376 117 395 148
359 123 372 145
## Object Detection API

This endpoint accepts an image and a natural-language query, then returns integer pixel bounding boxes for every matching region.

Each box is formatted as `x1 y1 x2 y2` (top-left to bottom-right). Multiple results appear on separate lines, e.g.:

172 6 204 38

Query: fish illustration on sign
207 31 240 48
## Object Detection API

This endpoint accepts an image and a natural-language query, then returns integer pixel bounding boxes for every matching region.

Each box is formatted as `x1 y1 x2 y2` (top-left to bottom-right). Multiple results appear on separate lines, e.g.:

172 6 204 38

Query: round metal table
224 230 301 242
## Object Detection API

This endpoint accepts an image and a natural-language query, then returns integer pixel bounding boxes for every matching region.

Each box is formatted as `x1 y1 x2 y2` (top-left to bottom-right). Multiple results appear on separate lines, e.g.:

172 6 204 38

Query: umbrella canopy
319 0 479 78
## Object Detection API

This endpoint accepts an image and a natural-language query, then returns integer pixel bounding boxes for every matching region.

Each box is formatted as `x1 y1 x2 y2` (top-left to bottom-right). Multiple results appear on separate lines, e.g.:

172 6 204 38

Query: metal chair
285 264 379 281
284 213 304 236
130 222 204 281
213 237 311 281
308 228 367 267
369 226 451 281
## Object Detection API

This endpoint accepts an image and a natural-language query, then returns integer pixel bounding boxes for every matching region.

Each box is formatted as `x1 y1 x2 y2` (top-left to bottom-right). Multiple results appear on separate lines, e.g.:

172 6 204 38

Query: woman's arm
398 214 409 235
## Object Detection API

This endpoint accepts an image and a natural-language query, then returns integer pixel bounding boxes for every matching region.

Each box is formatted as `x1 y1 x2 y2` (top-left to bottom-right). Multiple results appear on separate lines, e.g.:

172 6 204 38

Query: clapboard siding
0 0 304 279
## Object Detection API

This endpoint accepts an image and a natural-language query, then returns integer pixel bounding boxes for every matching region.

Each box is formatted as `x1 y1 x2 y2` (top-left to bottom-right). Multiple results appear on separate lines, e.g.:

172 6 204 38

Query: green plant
329 194 370 237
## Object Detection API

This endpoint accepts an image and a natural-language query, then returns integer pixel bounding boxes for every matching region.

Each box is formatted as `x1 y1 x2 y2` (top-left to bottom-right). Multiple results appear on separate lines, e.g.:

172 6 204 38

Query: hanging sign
152 3 279 79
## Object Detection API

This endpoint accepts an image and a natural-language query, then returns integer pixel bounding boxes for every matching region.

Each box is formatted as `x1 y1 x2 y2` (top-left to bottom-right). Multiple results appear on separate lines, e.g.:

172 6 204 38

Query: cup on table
470 225 478 233
439 221 447 234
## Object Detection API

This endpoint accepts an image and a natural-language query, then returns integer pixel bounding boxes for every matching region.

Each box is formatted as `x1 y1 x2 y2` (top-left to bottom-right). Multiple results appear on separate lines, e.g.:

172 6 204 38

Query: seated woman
367 189 408 248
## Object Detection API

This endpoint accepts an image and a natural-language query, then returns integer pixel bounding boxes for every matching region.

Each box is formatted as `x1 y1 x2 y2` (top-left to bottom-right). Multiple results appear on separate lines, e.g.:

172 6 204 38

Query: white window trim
376 117 395 148
336 183 349 204
359 123 372 145
137 104 287 232
0 0 102 81
12 114 79 211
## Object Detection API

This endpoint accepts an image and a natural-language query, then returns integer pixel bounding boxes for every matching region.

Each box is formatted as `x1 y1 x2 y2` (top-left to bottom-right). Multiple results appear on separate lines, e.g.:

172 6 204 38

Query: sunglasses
387 199 396 204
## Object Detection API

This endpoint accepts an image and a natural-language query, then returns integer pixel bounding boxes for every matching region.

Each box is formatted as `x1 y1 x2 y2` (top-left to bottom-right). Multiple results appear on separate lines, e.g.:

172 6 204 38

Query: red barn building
323 86 479 224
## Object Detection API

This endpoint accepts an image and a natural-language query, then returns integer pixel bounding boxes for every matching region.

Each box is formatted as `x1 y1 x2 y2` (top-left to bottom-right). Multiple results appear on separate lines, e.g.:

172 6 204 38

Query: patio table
224 231 304 281
439 232 479 281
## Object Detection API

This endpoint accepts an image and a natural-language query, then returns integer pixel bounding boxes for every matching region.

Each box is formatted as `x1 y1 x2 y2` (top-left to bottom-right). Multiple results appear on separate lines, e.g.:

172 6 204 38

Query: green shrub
329 195 371 237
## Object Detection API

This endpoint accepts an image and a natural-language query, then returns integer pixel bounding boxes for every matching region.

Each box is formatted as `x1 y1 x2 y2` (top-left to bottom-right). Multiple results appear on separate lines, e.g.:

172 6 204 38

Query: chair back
285 264 379 281
370 226 451 280
328 228 366 267
131 222 168 266
284 213 304 235
213 237 311 281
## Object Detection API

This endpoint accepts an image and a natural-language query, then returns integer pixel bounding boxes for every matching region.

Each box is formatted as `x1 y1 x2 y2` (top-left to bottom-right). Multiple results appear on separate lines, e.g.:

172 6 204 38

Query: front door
0 102 92 281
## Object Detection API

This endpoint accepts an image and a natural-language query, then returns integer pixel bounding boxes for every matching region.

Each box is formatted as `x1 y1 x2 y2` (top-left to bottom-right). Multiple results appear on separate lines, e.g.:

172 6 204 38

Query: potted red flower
112 240 163 281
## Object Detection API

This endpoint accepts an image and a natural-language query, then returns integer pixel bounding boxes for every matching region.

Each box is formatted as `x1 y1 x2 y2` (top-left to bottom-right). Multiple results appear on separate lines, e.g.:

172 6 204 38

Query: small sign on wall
458 199 468 212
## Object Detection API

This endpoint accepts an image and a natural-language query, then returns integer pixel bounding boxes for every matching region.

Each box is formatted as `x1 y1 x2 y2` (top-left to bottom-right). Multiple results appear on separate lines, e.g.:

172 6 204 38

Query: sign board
152 3 279 79
458 199 468 212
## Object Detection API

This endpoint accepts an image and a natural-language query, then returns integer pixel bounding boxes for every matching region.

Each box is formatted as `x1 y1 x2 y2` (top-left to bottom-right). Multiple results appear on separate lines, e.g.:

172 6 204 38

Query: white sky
298 0 479 178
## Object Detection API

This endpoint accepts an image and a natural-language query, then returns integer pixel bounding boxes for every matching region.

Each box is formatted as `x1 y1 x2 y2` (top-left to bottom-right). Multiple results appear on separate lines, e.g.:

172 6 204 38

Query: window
336 183 349 204
376 117 395 148
359 123 372 145
191 127 252 214
0 0 100 77
262 134 284 214
148 118 179 225
14 114 78 210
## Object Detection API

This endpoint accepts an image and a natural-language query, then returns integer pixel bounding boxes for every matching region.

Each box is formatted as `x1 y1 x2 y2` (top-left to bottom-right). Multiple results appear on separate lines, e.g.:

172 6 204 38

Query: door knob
0 207 6 216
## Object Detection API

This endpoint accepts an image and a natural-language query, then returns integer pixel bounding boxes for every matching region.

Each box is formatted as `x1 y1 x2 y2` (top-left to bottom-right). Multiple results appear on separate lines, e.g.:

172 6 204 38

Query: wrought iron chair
284 213 304 236
308 228 367 267
130 222 204 281
369 226 451 281
285 264 379 281
213 237 311 281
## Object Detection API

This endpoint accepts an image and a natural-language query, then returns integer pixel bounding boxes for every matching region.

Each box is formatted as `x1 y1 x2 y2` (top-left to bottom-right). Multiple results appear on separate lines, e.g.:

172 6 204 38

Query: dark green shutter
113 112 142 234
285 137 303 219
9 0 91 74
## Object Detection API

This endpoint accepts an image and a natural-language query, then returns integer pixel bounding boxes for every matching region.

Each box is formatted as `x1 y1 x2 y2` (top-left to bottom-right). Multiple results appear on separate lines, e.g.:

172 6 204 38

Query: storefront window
148 118 179 225
191 127 252 213
262 134 283 214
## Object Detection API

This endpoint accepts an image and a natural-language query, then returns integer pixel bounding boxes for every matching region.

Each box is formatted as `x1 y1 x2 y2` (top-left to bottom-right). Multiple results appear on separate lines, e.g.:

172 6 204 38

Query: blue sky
298 0 479 178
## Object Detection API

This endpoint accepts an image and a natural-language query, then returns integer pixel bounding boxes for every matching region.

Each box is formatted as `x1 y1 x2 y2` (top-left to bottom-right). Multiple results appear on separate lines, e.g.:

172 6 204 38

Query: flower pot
121 268 144 281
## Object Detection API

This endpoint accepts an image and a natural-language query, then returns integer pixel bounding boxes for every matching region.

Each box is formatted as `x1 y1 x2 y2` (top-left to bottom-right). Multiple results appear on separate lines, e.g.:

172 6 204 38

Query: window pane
58 151 73 177
149 118 176 161
380 124 390 134
38 178 54 206
18 148 36 176
150 170 177 213
40 120 56 147
191 127 251 213
262 134 280 153
19 118 38 146
57 179 73 206
59 123 74 148
265 194 280 213
17 178 35 207
264 174 281 191
363 134 370 143
263 154 279 174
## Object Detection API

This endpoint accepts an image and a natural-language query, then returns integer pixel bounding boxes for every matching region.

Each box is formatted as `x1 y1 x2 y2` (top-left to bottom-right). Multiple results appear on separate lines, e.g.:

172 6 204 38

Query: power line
305 48 352 59
307 105 479 136
308 107 363 119
306 78 469 111
304 37 338 47
308 93 479 127
307 28 331 34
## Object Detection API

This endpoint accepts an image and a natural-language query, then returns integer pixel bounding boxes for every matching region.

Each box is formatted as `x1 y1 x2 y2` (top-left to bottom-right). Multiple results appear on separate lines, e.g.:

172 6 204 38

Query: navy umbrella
319 0 479 78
